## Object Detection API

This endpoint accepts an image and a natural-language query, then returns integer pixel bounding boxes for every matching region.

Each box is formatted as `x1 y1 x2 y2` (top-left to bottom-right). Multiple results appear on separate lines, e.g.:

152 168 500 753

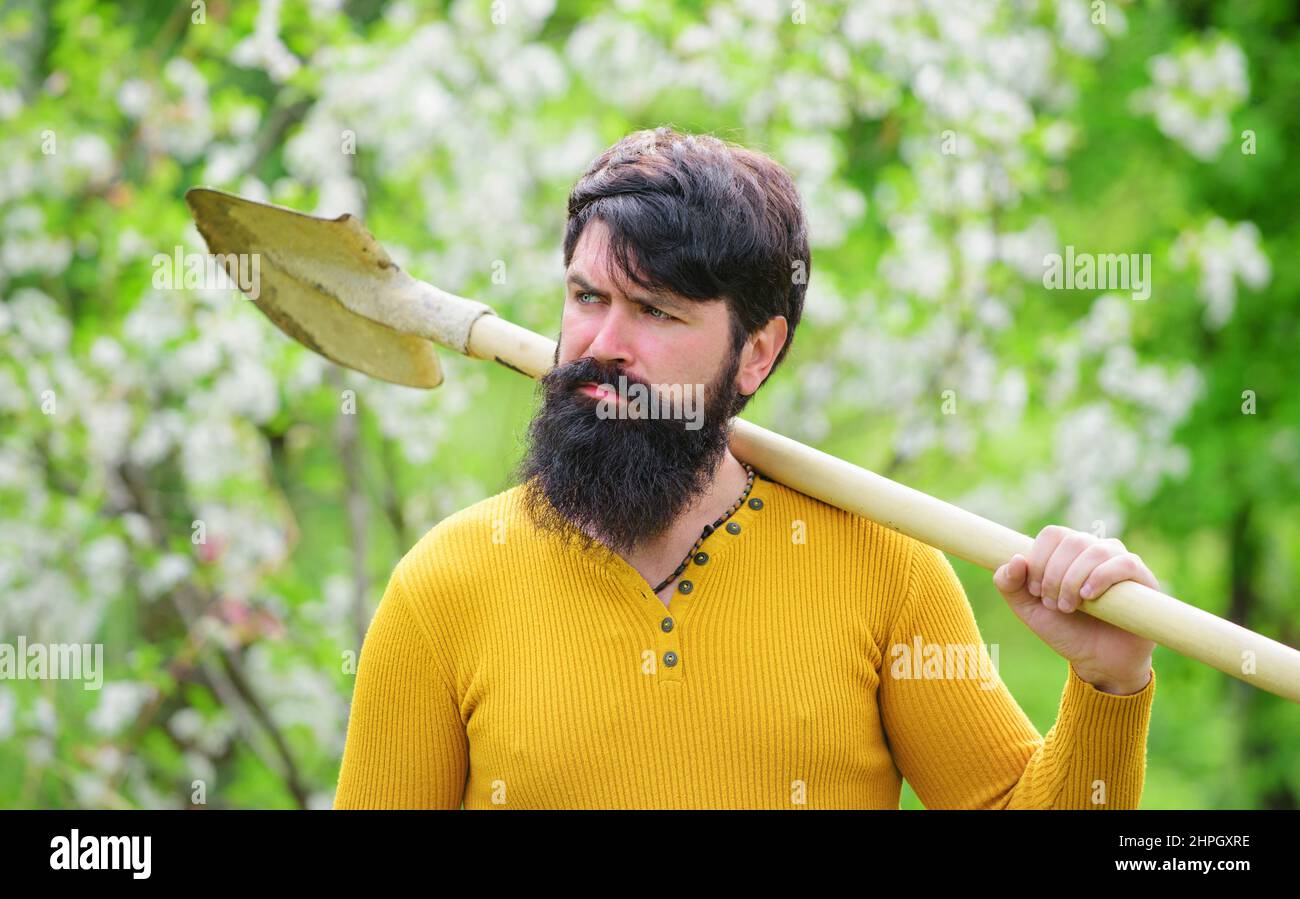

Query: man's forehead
569 223 634 282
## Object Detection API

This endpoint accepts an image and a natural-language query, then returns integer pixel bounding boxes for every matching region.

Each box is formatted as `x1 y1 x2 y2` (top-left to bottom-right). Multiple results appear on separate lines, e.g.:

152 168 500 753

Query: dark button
725 521 741 535
693 551 709 565
748 497 763 510
678 580 693 594
663 651 678 667
661 617 674 632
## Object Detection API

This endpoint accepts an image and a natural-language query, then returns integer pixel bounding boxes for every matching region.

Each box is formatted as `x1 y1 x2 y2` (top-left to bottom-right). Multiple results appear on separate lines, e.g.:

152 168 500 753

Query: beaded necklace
651 462 756 595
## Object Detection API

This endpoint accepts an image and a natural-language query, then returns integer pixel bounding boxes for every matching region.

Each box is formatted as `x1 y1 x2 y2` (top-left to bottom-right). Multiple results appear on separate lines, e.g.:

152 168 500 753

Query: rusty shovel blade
184 187 445 389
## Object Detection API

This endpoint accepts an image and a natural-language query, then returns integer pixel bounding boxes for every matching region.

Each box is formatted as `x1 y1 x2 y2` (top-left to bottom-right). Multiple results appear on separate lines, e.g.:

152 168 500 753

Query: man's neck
616 449 750 604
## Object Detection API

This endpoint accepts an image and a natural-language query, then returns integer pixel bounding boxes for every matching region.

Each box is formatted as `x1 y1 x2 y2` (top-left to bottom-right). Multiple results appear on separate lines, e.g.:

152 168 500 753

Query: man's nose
584 302 637 368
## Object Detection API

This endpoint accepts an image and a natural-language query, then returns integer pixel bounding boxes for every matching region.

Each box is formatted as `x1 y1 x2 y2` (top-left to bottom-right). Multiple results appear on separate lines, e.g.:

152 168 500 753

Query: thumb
993 554 1036 607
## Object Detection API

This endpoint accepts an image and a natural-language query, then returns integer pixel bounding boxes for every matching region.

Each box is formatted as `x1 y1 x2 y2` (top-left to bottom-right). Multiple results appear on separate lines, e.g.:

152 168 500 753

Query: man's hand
993 526 1156 695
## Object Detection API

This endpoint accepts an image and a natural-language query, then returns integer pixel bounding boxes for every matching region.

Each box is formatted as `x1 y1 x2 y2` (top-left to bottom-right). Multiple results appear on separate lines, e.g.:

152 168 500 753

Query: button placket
668 472 771 682
657 613 683 681
658 471 769 617
599 474 773 682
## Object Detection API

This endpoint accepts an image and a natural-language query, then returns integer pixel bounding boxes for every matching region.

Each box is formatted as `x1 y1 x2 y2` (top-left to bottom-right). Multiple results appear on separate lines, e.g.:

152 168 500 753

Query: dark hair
563 127 810 413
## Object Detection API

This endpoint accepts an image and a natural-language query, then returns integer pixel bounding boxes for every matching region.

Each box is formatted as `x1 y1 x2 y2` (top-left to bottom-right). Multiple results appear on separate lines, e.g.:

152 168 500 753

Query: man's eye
643 305 674 321
576 292 600 304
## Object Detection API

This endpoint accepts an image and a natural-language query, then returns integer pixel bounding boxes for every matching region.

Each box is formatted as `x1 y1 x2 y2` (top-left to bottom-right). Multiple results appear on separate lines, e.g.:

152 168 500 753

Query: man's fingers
1026 526 1067 597
1079 552 1160 601
1058 540 1122 613
1039 532 1094 603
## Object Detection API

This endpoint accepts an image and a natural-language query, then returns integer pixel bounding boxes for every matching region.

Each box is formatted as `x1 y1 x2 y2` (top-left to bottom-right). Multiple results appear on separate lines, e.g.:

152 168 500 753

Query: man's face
514 219 744 556
555 219 741 407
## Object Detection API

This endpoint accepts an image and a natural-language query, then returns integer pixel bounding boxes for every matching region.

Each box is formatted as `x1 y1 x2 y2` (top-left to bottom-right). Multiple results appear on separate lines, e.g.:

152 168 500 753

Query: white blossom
89 682 157 736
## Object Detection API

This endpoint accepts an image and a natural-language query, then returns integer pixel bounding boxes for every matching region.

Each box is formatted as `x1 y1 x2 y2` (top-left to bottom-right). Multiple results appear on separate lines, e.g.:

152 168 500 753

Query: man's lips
577 382 620 402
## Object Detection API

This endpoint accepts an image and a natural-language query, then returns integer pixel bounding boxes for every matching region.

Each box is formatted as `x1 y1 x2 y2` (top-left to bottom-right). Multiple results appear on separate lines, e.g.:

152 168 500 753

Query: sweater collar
582 470 775 599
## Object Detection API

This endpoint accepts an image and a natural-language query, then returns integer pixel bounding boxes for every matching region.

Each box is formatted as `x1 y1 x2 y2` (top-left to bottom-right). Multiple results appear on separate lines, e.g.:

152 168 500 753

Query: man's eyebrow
565 271 688 312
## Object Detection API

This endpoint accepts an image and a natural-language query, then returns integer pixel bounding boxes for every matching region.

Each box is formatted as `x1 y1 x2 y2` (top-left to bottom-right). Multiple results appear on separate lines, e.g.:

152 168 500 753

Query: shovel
185 187 1300 704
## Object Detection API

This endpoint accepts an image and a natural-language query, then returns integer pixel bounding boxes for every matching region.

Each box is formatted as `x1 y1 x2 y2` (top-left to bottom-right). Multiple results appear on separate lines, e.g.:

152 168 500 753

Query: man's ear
736 315 787 396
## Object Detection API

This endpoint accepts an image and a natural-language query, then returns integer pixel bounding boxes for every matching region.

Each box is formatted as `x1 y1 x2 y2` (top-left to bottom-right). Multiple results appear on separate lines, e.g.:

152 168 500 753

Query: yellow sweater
334 470 1155 809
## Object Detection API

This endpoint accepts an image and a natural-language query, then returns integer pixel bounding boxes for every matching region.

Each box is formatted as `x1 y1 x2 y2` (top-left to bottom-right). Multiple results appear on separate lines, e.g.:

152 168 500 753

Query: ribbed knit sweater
334 471 1155 809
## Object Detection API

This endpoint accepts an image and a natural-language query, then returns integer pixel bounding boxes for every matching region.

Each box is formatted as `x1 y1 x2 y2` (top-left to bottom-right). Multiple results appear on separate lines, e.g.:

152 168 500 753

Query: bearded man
335 127 1158 810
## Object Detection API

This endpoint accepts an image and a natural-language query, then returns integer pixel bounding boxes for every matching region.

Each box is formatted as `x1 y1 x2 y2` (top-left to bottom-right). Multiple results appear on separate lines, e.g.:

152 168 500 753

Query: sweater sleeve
877 541 1156 809
334 568 468 809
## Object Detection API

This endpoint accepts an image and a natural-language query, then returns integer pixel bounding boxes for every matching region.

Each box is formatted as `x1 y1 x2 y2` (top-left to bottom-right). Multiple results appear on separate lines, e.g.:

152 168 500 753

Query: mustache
543 357 648 395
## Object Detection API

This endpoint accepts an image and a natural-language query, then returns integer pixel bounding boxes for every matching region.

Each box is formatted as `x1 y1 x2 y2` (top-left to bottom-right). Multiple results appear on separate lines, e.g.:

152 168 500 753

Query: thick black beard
513 350 742 560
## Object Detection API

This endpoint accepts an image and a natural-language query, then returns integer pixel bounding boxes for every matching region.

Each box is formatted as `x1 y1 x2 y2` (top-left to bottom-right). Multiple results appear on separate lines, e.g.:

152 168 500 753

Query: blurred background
1 0 1297 809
